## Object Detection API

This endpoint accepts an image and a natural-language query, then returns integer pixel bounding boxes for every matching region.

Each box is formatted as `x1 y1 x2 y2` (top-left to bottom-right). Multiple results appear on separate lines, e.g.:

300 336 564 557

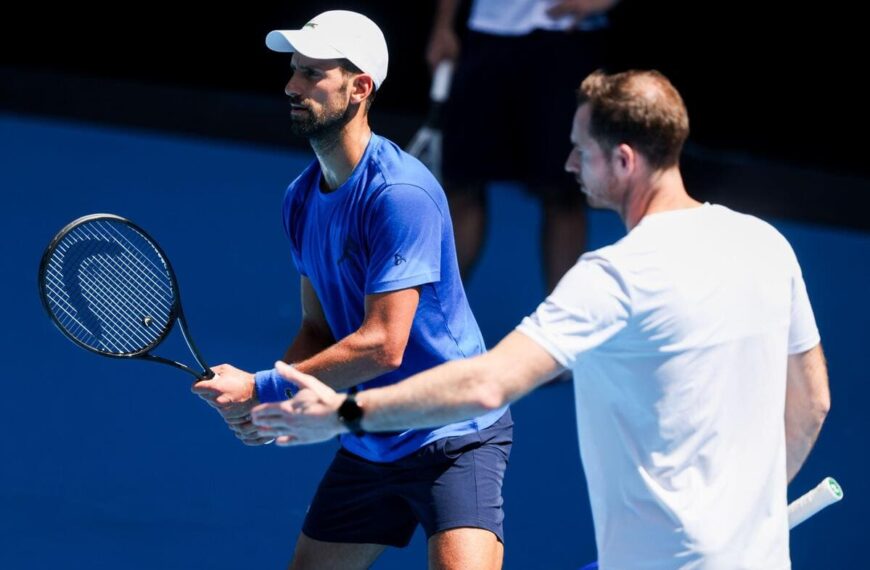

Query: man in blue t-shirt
191 10 511 570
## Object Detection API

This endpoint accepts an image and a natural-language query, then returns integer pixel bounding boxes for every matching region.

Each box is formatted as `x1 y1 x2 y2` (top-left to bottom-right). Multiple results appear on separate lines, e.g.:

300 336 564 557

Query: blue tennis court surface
1 113 866 568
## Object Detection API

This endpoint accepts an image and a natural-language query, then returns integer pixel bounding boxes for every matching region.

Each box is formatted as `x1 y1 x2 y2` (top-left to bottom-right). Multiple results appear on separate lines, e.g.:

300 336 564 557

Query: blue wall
1 113 865 568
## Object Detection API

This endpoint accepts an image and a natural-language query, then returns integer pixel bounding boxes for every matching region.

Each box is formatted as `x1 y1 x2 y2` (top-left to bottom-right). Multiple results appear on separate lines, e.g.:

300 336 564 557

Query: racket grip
788 476 844 529
431 61 454 102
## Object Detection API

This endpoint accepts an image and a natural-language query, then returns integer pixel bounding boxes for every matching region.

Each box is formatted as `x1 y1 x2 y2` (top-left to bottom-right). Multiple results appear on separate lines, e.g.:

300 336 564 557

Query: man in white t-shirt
251 69 831 570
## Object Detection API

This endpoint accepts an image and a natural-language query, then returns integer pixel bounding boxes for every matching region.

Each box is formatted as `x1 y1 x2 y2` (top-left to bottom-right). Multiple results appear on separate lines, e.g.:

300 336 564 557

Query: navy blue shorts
302 409 513 548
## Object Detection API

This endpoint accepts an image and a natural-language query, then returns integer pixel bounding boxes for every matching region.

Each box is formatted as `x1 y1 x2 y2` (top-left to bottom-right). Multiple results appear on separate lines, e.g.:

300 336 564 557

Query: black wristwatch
337 393 365 435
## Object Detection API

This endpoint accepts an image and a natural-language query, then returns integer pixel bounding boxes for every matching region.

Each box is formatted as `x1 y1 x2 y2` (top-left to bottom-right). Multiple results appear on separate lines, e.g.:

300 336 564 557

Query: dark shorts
442 29 609 203
302 409 513 548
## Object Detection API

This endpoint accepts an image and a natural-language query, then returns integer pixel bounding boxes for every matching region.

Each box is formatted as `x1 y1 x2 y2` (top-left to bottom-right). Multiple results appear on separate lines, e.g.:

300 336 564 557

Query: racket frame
38 213 214 379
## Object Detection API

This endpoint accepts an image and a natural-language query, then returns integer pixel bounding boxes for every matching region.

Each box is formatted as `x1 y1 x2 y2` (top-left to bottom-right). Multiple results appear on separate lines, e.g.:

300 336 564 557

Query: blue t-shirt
263 134 506 462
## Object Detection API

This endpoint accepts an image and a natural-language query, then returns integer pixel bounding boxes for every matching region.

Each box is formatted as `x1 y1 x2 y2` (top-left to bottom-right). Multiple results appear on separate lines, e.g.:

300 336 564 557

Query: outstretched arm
252 330 564 445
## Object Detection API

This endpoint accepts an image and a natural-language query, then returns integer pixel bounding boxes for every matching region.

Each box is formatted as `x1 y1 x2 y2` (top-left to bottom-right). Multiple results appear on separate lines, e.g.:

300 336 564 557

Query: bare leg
428 527 503 570
542 198 587 293
446 184 487 282
290 532 387 570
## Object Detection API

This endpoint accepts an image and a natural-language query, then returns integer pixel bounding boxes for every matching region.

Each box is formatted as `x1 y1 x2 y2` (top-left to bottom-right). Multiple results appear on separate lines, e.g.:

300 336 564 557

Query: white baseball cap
265 10 389 90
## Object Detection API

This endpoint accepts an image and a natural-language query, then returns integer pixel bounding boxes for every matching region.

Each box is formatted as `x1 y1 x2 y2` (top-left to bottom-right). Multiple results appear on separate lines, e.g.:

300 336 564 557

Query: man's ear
350 74 375 105
612 143 636 177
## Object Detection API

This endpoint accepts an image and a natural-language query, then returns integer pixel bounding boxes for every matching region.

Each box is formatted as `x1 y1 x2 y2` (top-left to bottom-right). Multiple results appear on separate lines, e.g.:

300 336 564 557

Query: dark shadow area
2 0 868 229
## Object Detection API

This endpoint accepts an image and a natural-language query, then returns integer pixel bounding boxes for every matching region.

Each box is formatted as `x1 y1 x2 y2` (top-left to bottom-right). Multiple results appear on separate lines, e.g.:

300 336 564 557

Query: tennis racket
38 213 213 380
406 60 454 181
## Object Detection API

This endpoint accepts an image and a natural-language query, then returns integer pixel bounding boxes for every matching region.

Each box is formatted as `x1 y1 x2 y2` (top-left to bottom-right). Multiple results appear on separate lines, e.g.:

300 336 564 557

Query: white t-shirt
518 204 819 570
468 0 610 35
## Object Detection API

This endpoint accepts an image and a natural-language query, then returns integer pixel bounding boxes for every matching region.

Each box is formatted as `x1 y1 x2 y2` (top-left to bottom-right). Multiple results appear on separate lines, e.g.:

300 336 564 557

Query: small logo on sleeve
394 253 407 266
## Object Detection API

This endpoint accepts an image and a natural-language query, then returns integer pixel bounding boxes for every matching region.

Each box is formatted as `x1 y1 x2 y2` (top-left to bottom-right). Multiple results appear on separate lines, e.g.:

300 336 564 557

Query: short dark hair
338 59 376 111
577 70 689 169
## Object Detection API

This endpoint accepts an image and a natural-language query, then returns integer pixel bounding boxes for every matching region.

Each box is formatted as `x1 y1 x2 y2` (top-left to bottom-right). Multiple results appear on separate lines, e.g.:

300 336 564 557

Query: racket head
38 213 181 358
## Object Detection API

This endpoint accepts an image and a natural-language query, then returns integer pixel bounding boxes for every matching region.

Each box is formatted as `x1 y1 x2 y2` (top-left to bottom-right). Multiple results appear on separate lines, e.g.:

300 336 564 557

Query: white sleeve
788 260 821 354
516 255 630 369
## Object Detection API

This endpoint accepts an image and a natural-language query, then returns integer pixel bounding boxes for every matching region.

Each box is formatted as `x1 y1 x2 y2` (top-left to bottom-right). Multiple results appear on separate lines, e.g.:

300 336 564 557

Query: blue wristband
254 368 295 402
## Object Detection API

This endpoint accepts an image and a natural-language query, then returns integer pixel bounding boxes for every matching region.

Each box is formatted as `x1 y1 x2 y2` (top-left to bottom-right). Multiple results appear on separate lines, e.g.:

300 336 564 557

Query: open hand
252 362 347 446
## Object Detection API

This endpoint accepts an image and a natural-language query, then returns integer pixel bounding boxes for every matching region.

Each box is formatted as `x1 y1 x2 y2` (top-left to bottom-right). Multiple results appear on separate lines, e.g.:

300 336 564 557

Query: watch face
339 396 362 420
338 395 364 434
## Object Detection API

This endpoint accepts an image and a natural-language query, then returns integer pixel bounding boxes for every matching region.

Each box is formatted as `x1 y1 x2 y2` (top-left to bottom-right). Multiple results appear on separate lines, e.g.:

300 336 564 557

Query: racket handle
431 61 454 102
788 476 844 529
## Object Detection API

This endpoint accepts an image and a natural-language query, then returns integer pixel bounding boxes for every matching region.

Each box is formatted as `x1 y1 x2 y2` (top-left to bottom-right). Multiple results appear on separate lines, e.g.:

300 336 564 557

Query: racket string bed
42 220 175 354
53 251 168 350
